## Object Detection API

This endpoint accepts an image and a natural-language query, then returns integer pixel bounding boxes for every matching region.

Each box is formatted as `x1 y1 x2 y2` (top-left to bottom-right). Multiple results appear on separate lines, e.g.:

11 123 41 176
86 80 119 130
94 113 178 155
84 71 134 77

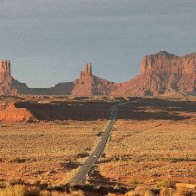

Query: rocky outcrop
0 60 11 81
0 60 17 95
112 51 196 96
72 64 118 96
0 102 36 122
81 63 92 77
72 64 93 96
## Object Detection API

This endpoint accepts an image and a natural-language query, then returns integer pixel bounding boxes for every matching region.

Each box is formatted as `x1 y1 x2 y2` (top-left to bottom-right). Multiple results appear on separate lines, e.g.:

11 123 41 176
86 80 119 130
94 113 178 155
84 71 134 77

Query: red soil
0 102 36 123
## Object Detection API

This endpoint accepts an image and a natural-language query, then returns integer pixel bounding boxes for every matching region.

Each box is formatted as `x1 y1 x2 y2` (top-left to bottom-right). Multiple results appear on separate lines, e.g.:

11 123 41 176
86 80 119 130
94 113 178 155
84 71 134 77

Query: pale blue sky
0 0 195 87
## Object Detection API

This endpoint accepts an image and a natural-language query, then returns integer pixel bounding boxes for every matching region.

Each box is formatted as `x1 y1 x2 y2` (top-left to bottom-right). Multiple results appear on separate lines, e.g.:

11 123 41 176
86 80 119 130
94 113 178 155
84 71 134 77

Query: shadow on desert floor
14 97 196 121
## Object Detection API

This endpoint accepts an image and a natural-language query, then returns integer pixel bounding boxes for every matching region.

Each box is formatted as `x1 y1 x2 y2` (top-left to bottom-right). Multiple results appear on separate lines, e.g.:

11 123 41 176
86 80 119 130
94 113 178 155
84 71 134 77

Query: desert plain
0 95 195 195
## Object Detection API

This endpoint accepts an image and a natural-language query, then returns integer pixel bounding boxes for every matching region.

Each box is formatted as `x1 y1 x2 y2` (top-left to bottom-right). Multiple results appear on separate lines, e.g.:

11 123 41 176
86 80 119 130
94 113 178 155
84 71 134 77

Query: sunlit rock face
0 60 12 81
0 60 17 95
112 51 196 96
72 63 118 96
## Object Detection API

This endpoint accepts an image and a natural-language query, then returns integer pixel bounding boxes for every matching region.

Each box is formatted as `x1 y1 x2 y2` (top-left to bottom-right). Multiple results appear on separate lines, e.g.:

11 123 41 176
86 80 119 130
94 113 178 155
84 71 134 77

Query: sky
0 0 196 87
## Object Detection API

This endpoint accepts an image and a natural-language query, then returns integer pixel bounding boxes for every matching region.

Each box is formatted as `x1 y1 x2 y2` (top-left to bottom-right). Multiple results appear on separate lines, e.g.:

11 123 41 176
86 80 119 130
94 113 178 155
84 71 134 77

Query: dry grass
0 184 85 196
0 120 106 186
97 98 196 187
0 96 196 195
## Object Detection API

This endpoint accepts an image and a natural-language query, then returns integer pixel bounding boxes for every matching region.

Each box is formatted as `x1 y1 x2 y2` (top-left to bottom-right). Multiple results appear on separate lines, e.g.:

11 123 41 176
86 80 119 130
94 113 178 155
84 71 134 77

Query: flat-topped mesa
112 51 196 96
0 60 11 81
140 51 178 75
140 51 196 76
80 63 92 77
140 51 196 75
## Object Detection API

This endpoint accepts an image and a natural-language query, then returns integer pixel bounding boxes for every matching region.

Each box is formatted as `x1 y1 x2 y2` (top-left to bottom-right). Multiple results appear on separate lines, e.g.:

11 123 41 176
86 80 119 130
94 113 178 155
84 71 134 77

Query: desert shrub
40 190 51 195
0 185 85 196
66 190 84 196
85 146 92 151
157 179 175 188
51 191 64 196
0 185 41 196
14 185 27 195
44 189 84 196
125 189 154 196
10 158 26 163
0 185 27 196
62 160 80 170
159 188 175 196
96 132 103 137
101 152 106 158
26 187 40 196
76 152 89 158
173 188 195 196
143 190 155 196
128 178 140 186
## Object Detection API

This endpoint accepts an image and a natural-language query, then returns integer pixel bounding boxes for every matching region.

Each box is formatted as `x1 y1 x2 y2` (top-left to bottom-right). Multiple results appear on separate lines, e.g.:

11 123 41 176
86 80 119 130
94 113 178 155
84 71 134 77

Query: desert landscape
0 120 105 185
0 1 196 195
0 53 196 195
0 55 195 195
96 98 196 188
0 96 195 195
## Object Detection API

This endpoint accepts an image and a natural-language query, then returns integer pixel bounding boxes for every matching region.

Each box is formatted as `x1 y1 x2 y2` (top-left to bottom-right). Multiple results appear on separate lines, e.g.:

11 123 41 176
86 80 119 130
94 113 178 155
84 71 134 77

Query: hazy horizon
0 0 196 87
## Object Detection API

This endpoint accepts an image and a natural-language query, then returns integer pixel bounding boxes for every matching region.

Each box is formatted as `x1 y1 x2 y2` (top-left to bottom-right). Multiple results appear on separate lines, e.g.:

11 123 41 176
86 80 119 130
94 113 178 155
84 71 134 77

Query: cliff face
0 60 17 95
72 64 93 96
140 51 196 75
0 60 11 81
112 51 196 96
72 64 118 96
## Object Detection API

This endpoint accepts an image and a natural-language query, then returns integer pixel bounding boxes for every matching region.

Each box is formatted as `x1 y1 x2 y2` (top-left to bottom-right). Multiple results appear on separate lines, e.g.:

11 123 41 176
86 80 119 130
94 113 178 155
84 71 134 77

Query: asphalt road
68 103 121 184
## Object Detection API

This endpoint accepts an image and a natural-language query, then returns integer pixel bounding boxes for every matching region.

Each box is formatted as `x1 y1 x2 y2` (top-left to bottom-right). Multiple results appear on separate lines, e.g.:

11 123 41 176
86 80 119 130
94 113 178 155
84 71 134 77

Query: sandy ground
92 97 196 187
0 96 195 191
0 120 106 186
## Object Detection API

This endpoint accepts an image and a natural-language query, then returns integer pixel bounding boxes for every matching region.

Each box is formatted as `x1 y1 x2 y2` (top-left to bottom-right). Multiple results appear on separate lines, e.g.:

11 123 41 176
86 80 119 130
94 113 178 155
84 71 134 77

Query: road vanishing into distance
68 103 125 184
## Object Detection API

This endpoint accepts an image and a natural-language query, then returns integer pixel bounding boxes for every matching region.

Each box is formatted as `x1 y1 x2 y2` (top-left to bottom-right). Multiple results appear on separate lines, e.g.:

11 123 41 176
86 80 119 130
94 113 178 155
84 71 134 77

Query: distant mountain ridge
0 51 195 96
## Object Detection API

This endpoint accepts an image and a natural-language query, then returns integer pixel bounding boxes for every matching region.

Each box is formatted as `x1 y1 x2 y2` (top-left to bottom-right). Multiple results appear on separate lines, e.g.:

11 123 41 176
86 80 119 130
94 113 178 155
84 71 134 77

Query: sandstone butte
0 51 195 97
72 63 119 96
0 60 17 95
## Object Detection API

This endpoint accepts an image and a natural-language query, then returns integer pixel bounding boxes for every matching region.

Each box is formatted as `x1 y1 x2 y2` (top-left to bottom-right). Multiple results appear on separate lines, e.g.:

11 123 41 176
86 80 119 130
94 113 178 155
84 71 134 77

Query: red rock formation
0 102 36 122
72 63 118 96
0 51 196 97
0 60 11 81
80 63 92 77
0 59 74 96
112 51 196 96
0 60 17 95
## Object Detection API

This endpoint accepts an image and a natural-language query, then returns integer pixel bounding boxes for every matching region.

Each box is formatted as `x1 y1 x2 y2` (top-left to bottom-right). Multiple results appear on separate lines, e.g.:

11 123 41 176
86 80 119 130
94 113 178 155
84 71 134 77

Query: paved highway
68 103 123 184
